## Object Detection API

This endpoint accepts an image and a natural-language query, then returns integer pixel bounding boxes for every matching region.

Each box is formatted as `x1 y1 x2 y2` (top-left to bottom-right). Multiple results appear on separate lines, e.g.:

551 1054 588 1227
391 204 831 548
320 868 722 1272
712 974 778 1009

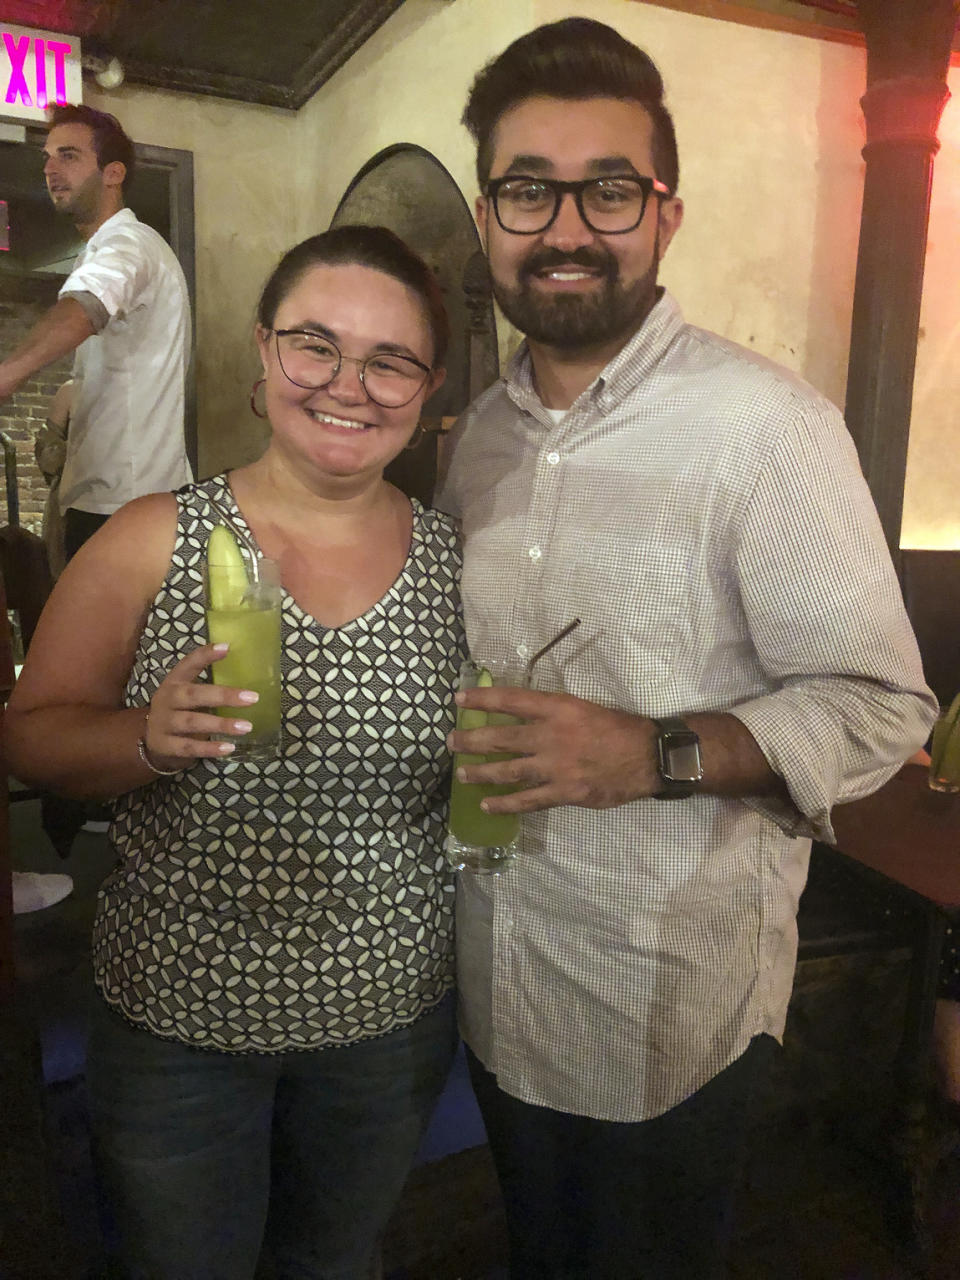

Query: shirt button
528 546 542 561
546 451 560 465
516 644 529 660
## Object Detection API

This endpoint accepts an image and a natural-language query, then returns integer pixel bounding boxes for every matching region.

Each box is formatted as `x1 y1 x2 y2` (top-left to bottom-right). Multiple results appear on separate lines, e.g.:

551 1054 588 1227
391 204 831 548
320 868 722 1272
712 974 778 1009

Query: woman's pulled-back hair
257 225 449 367
462 17 679 196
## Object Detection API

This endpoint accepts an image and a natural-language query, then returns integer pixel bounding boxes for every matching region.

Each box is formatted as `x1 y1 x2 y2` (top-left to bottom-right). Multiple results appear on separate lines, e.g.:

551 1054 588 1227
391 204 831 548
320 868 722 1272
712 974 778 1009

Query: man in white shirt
436 18 936 1279
0 104 192 559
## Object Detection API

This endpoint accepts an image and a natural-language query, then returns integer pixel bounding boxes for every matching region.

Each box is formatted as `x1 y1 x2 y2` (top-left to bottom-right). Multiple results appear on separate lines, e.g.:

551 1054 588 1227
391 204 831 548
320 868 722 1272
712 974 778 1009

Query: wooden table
829 763 960 1251
832 764 960 909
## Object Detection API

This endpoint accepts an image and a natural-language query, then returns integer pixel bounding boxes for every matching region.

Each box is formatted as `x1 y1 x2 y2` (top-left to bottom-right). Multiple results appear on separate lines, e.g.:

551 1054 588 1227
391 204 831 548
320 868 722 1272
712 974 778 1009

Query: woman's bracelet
137 711 185 777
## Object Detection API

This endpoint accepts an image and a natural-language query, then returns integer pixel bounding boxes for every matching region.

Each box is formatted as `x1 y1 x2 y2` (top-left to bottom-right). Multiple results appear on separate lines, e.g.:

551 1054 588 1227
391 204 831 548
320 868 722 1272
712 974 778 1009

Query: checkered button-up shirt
436 290 935 1122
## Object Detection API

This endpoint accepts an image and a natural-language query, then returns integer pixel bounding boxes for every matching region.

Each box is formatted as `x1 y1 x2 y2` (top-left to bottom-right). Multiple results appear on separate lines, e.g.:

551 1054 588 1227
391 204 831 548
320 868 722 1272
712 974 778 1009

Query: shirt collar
87 206 137 247
502 289 686 417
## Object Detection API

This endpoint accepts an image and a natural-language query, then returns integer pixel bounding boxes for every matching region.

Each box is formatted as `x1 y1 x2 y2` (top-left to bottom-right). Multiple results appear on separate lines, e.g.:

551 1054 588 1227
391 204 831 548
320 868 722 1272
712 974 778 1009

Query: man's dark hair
257 225 449 368
462 18 679 195
47 104 136 193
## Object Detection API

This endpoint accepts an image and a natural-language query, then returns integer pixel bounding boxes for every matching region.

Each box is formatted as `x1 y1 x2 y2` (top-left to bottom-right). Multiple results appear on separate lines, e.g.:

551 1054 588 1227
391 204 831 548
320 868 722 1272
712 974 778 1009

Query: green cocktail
929 690 960 794
206 602 282 752
447 659 524 874
205 526 283 760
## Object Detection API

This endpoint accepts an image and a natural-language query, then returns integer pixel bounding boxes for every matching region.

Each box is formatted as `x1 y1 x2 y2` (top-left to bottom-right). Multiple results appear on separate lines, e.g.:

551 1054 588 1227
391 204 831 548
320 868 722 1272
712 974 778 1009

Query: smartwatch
653 717 703 799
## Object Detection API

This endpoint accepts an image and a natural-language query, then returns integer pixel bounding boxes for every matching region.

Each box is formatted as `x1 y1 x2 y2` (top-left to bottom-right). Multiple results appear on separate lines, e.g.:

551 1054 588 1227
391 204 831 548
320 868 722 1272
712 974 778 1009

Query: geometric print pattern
94 475 466 1053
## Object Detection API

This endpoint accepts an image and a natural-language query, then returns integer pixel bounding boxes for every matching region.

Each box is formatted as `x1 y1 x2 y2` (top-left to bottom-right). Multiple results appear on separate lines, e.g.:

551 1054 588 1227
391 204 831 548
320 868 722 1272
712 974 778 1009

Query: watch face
662 733 703 784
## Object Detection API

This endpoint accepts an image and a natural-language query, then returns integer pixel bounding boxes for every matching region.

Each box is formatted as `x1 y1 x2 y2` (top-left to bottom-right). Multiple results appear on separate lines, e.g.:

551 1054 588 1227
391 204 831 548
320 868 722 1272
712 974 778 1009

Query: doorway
0 130 197 528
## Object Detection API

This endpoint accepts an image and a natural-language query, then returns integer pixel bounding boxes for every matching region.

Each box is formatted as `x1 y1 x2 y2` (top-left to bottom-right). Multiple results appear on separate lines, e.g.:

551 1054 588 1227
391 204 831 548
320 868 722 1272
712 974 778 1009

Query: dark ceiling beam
289 0 406 109
111 59 300 111
843 0 958 562
105 0 406 110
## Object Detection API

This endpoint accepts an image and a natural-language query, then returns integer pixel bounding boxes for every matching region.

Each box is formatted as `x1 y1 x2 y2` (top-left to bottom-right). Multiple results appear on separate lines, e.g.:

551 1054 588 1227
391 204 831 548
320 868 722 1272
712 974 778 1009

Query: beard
49 172 103 225
490 241 660 351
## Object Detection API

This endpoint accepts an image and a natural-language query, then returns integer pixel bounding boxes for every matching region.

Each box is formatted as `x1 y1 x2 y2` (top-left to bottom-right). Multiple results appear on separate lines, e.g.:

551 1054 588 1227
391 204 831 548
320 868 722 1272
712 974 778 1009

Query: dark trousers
467 1035 776 1280
64 506 111 561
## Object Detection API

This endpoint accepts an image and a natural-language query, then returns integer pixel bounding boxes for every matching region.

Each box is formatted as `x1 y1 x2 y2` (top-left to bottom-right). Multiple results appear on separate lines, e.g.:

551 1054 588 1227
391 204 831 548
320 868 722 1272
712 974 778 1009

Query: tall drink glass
204 556 283 760
929 710 960 794
447 657 524 874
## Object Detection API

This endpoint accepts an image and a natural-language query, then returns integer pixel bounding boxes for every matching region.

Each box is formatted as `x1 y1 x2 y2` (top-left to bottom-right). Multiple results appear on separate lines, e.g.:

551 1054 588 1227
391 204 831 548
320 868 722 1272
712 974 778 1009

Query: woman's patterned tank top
94 475 466 1053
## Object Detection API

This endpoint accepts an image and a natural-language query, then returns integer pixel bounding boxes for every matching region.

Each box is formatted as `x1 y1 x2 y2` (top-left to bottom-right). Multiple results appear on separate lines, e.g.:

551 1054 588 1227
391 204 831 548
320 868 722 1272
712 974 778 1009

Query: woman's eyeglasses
270 330 432 408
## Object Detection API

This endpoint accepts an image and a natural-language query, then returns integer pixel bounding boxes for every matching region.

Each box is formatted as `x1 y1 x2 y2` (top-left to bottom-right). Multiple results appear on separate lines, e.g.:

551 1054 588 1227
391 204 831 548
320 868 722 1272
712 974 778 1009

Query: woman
6 225 465 1279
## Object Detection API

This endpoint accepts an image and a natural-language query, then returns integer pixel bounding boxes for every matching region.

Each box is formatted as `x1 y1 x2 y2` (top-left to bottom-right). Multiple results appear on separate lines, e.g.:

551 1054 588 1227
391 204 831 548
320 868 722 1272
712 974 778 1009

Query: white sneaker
12 871 73 915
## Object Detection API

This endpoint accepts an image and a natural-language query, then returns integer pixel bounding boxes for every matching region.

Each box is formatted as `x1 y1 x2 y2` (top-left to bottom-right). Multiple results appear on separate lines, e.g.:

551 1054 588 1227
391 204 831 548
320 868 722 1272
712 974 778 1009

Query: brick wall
0 275 73 533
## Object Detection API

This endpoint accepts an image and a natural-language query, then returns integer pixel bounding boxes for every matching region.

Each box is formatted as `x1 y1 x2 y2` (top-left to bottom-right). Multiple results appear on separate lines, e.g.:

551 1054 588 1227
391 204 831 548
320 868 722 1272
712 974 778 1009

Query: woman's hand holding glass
139 642 259 769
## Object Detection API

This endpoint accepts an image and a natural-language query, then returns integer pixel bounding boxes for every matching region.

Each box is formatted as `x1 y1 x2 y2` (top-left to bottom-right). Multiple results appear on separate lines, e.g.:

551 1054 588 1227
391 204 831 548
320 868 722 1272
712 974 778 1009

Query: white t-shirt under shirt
58 208 193 516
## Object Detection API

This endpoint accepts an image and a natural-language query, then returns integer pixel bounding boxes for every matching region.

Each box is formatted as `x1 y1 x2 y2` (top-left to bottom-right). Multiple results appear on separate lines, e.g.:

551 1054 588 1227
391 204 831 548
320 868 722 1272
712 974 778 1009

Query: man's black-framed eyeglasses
271 329 433 408
483 174 672 236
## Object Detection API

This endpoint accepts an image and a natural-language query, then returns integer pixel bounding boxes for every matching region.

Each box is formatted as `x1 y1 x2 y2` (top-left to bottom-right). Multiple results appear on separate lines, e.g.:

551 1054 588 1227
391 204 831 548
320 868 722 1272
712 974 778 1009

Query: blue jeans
87 993 457 1280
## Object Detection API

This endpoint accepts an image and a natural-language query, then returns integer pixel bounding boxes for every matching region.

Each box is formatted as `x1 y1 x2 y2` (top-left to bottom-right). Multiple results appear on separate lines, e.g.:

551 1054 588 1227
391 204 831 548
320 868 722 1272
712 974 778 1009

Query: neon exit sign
1 23 82 123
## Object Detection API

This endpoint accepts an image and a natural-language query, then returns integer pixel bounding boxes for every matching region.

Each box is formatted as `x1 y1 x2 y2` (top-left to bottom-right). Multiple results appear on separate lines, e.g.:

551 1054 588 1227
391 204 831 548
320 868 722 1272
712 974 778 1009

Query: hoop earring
403 423 427 452
250 378 267 419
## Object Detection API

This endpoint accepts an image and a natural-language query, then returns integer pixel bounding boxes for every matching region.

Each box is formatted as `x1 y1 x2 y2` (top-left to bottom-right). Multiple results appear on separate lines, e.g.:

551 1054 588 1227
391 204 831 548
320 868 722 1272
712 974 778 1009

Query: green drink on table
929 689 960 794
205 525 283 760
447 658 524 874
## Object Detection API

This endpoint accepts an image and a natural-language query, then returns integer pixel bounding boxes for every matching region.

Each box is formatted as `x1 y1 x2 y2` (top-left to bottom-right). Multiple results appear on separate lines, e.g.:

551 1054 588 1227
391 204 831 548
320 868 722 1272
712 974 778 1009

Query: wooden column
844 0 957 562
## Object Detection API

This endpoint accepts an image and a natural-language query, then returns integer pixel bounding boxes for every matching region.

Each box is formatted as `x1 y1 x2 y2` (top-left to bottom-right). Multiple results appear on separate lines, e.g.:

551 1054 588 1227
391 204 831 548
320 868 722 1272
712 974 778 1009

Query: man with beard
436 18 935 1279
0 105 191 560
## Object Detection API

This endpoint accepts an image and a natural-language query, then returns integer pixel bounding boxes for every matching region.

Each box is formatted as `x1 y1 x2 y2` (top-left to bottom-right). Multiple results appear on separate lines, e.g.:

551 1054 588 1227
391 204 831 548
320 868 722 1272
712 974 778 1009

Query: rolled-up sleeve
59 230 149 320
729 401 937 843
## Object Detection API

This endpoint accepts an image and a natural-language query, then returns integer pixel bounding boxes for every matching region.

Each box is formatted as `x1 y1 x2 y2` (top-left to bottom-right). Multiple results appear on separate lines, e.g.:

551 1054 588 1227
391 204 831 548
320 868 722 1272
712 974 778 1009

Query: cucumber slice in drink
206 524 249 610
458 667 494 731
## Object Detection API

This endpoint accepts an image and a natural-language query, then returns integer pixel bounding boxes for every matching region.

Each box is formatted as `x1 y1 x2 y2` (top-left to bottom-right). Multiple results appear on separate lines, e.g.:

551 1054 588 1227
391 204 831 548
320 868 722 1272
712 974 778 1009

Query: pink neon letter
46 40 71 104
34 38 47 109
3 32 31 105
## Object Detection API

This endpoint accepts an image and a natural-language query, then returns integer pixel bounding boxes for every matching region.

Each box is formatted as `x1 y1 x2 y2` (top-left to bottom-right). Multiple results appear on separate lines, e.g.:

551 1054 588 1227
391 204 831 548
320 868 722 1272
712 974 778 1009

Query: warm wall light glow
902 61 960 553
902 532 960 551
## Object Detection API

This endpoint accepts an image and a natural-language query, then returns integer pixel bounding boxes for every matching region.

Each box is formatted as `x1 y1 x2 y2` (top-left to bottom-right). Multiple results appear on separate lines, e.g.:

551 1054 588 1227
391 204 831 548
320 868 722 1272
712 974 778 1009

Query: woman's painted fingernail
212 643 229 654
237 690 260 704
218 741 235 754
233 720 253 734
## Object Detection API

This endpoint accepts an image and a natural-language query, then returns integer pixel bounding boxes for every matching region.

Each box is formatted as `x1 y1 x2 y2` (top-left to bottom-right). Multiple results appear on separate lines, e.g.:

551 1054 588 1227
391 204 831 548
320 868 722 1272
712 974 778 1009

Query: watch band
652 716 702 800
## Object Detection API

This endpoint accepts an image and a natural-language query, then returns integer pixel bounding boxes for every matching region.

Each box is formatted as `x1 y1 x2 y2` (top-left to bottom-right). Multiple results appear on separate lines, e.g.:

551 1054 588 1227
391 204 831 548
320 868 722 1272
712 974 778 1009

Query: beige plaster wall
84 82 305 477
902 62 960 550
